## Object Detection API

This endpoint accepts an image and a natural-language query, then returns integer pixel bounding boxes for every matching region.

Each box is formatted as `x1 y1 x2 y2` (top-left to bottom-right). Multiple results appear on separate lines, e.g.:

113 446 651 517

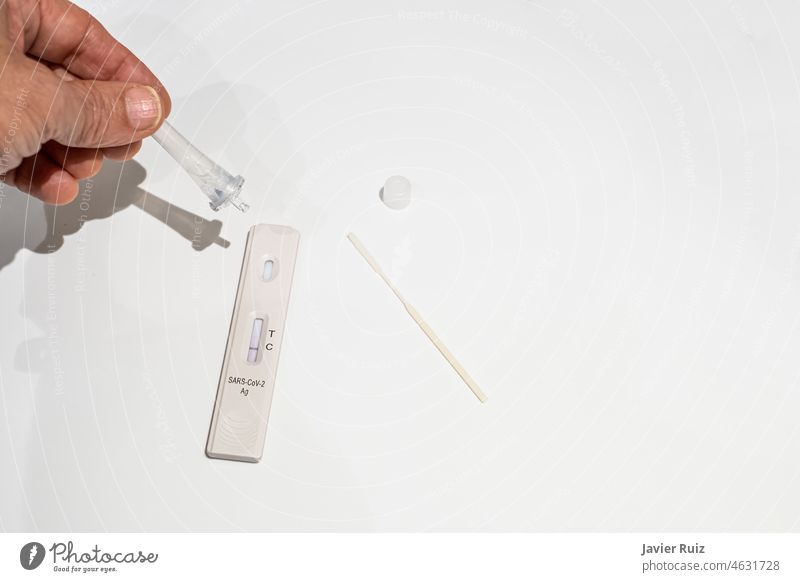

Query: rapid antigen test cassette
206 224 300 462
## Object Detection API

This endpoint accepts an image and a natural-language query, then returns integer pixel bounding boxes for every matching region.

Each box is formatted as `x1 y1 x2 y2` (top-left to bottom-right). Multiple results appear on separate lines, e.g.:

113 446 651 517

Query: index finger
15 0 171 115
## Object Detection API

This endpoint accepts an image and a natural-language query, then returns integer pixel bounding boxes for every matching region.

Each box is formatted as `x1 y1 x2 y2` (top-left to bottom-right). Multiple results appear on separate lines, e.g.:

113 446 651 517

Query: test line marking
347 232 487 403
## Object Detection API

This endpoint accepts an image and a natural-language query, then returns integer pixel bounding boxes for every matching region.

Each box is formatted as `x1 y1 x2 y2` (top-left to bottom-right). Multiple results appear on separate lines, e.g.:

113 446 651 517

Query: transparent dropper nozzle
152 120 249 213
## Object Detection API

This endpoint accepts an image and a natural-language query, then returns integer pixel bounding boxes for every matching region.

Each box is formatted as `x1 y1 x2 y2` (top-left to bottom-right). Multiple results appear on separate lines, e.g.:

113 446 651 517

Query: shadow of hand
0 159 230 271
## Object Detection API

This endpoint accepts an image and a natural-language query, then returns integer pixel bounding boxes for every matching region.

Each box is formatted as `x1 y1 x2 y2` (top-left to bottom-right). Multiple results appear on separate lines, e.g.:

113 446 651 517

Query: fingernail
125 86 161 129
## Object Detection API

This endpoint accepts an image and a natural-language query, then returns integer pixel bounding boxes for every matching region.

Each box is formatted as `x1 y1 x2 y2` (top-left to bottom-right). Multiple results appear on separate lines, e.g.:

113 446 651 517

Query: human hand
0 0 171 204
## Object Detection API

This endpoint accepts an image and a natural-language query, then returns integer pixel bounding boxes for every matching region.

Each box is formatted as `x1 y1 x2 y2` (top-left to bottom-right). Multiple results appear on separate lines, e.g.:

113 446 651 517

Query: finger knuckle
77 88 116 145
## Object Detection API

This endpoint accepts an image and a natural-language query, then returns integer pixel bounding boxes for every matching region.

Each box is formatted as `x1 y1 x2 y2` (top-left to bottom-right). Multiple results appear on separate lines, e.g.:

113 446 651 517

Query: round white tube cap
380 175 411 210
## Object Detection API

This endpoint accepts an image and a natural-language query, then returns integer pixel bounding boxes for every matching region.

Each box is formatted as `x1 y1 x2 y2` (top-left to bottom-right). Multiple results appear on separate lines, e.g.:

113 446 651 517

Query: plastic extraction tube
152 120 249 213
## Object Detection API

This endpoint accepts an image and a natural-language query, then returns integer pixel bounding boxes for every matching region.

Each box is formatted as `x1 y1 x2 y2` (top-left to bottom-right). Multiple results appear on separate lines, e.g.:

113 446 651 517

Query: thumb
48 80 164 148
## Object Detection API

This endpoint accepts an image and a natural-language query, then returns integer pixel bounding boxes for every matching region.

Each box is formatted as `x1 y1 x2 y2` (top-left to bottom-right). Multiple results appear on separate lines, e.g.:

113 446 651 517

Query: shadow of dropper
152 120 250 213
133 186 231 251
30 160 230 254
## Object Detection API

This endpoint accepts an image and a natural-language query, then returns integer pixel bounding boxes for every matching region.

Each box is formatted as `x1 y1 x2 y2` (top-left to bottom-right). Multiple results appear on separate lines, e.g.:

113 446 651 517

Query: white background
2 0 800 531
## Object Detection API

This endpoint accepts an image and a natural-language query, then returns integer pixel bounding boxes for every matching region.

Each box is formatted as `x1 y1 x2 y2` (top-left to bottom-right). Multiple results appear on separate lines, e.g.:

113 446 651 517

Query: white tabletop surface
2 0 800 532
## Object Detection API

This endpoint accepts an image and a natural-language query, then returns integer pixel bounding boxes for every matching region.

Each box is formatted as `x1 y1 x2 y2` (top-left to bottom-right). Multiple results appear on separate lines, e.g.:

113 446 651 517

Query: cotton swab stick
347 233 487 403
